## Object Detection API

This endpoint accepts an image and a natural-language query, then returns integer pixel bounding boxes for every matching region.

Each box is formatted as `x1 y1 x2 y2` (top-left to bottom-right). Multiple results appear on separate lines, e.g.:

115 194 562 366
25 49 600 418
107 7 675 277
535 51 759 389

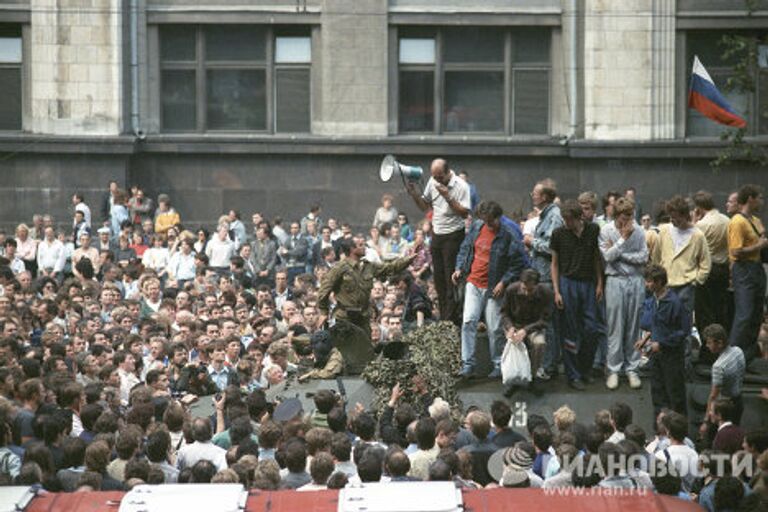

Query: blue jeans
558 277 602 382
539 281 560 374
461 282 504 373
730 261 766 360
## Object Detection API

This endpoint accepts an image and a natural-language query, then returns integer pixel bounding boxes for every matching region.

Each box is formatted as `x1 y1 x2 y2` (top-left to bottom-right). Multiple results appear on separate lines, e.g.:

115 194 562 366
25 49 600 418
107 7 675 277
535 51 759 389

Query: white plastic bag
501 339 532 386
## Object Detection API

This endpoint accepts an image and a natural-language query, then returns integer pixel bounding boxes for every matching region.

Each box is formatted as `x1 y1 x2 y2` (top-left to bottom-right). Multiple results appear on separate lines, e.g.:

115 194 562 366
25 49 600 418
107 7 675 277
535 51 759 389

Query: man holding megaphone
405 158 471 324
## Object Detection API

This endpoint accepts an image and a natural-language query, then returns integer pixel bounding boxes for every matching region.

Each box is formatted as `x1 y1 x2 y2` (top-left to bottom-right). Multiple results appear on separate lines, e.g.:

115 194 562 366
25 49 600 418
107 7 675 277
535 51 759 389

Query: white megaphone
379 154 424 184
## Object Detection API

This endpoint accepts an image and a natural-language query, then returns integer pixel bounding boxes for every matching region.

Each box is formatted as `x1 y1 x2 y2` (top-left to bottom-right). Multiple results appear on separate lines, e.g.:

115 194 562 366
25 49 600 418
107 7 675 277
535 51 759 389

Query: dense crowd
0 170 766 511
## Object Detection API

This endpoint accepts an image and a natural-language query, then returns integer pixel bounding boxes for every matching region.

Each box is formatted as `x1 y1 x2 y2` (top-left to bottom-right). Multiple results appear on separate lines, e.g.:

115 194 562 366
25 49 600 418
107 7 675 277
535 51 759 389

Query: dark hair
571 453 601 487
663 412 688 443
415 417 436 451
357 446 384 483
338 238 355 257
80 403 103 432
259 421 282 450
124 457 150 482
526 414 548 436
146 429 171 463
714 476 746 511
283 439 308 473
352 412 376 441
623 424 647 448
330 432 352 462
191 459 217 483
326 471 349 490
737 184 763 205
384 447 410 477
520 268 540 285
230 417 254 447
598 442 625 477
744 429 768 453
532 424 553 451
327 406 348 434
313 390 336 415
191 417 212 443
702 323 728 344
665 195 690 217
61 437 87 468
609 402 633 433
309 452 335 485
428 459 452 481
476 200 503 220
693 190 715 211
560 199 584 220
491 400 512 429
644 264 667 286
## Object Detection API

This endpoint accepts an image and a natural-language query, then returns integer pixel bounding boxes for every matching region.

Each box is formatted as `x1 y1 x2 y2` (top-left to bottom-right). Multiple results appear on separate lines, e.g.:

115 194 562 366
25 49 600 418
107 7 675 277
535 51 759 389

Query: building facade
0 0 765 230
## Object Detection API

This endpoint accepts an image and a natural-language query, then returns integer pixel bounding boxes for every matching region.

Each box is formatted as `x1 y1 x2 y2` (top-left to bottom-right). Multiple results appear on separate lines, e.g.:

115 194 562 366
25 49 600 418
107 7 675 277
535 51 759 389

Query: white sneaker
606 373 619 390
628 372 642 389
535 368 551 381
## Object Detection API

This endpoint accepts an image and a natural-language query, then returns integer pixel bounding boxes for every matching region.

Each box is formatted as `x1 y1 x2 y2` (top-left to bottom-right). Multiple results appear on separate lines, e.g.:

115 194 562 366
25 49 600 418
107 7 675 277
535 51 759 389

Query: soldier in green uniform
318 236 415 373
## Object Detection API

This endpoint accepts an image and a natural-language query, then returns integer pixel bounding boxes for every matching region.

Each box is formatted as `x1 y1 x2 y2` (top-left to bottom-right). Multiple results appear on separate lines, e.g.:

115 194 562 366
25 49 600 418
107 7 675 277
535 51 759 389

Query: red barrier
27 488 704 512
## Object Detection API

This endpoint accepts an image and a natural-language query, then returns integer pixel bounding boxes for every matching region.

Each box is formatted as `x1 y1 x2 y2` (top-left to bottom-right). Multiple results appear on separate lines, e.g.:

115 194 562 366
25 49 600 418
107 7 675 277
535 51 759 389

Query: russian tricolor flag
688 56 747 128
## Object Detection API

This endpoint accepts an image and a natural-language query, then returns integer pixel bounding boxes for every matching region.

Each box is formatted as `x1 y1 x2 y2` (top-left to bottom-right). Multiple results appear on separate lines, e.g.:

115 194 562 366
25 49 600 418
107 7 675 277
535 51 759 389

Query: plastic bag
501 339 532 386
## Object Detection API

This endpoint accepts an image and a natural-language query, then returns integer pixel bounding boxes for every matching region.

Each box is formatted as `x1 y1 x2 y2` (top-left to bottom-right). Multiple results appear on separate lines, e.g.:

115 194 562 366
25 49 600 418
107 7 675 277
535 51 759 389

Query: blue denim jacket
531 203 563 282
455 219 527 296
640 289 691 348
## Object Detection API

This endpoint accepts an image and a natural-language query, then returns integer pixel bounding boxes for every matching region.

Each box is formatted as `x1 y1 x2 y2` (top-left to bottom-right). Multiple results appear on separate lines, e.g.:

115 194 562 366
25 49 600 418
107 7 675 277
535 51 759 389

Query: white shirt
421 173 471 235
176 441 228 472
206 237 236 268
168 251 196 280
37 239 66 273
655 443 700 492
142 247 170 272
75 202 92 227
670 226 694 253
71 412 83 437
118 368 140 406
9 256 25 274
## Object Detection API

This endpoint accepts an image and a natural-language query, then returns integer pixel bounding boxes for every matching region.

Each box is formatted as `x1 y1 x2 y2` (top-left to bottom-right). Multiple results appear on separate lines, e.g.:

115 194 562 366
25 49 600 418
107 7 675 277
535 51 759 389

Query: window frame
158 25 312 134
0 24 24 132
393 26 551 137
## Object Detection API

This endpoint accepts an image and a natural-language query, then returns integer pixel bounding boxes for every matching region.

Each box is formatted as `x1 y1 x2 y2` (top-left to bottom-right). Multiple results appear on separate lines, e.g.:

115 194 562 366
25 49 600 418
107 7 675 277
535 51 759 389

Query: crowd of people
0 165 765 511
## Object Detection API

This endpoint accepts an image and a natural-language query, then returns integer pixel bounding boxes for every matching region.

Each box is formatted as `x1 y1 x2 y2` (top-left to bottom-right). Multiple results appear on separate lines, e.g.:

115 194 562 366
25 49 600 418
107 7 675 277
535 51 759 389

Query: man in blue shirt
636 264 690 417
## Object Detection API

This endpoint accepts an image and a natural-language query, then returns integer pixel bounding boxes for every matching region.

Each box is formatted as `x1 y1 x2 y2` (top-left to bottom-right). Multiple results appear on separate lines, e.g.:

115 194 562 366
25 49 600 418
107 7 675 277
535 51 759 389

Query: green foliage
710 1 768 170
362 321 462 418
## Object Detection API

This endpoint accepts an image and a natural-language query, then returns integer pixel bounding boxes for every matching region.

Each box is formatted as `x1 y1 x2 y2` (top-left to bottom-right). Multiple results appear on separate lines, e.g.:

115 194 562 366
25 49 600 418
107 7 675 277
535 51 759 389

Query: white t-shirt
421 173 471 235
670 226 694 253
655 443 700 492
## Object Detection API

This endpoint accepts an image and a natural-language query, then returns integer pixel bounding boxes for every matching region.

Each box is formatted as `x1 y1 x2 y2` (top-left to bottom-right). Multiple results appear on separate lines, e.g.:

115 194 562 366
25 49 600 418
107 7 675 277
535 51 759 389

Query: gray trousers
605 274 644 375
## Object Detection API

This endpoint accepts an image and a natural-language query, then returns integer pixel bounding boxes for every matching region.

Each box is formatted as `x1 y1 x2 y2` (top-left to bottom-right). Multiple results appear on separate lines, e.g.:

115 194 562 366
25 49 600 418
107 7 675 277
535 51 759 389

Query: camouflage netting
361 321 462 418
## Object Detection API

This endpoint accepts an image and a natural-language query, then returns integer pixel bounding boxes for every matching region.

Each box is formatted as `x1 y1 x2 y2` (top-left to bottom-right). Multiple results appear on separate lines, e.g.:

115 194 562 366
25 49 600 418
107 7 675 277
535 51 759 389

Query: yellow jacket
155 210 181 234
651 224 711 286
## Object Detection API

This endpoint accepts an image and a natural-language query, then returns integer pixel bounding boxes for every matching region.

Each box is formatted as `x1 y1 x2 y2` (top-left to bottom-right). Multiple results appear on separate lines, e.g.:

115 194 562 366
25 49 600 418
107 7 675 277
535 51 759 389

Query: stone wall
28 0 124 135
313 0 388 136
583 0 654 140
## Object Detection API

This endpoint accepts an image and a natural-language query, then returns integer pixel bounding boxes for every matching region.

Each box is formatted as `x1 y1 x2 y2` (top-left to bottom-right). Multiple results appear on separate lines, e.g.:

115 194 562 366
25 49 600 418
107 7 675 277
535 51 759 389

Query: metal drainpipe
568 0 578 138
130 0 143 139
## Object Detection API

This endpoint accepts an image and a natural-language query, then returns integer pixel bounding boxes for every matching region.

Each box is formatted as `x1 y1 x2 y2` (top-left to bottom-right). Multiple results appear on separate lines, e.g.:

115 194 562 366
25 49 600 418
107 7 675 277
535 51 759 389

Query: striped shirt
712 346 745 398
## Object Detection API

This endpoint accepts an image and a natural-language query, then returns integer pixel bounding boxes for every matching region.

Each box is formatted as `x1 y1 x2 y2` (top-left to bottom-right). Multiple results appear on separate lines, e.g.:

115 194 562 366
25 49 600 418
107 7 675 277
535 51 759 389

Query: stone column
650 0 676 140
29 0 124 135
314 0 388 136
583 0 653 140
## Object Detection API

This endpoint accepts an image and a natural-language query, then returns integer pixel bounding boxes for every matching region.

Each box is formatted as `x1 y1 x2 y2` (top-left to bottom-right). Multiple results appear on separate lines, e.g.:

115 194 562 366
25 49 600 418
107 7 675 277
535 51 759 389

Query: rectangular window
0 24 22 131
396 26 550 135
159 25 311 133
685 30 768 137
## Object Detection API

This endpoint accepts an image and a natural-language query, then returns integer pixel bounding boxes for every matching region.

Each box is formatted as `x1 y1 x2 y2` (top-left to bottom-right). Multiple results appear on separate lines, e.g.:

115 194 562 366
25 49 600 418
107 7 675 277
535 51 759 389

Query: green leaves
362 321 462 418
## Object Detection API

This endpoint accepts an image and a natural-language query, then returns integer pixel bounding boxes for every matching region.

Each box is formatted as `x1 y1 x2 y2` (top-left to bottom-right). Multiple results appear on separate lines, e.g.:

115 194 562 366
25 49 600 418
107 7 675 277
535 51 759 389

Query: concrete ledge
0 133 765 160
